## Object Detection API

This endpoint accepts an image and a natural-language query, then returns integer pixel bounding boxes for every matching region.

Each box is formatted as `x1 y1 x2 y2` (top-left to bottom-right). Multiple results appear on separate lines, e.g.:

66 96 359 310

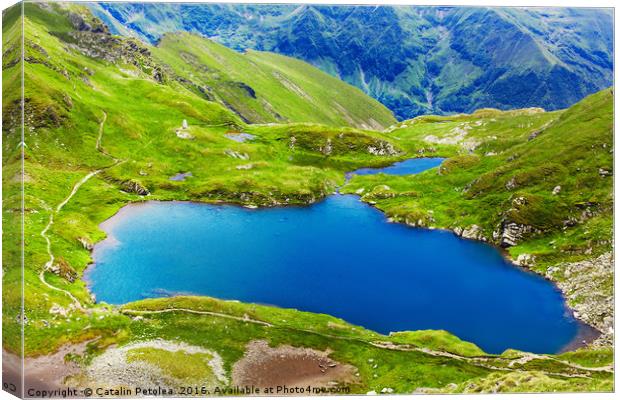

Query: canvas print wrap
1 1 614 397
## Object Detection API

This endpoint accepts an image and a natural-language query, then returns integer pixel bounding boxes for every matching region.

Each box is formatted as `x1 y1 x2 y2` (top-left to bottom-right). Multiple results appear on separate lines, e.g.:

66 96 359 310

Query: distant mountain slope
90 3 613 120
23 3 396 129
153 32 395 129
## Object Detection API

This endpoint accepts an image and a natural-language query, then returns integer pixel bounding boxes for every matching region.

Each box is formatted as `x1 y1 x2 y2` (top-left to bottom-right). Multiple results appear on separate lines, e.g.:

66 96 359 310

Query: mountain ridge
90 3 613 120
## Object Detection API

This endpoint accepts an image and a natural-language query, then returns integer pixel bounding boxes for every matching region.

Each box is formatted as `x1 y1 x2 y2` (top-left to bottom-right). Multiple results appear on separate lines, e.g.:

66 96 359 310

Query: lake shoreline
83 155 602 354
84 192 600 354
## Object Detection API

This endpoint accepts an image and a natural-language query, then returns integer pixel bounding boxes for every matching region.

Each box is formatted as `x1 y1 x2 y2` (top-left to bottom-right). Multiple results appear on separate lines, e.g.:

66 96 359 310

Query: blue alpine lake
85 158 594 354
349 157 444 176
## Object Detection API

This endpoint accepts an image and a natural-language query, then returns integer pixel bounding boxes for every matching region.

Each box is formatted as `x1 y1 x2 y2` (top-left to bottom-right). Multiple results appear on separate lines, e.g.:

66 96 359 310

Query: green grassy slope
153 32 396 128
1 2 613 395
2 1 24 363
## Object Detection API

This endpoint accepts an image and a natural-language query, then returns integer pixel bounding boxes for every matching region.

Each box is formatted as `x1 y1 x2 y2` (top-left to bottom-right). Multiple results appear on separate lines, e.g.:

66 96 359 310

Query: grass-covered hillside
1 1 613 395
153 33 395 129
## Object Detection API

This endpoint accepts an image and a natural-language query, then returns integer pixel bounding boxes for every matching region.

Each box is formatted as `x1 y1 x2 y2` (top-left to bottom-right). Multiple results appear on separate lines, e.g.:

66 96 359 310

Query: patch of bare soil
3 341 89 397
232 340 358 391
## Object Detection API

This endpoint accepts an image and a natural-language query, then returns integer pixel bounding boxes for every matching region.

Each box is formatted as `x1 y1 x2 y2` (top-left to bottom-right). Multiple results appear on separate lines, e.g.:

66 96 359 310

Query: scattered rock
552 185 561 195
423 124 479 151
182 119 188 129
224 149 250 160
321 138 333 155
598 168 612 177
499 221 534 248
175 130 194 139
85 339 227 389
553 252 613 346
63 94 73 109
49 304 70 317
169 172 192 182
417 147 437 155
457 225 487 241
505 177 517 190
367 141 397 156
363 185 394 200
516 253 535 267
68 12 92 32
528 129 542 141
77 237 93 250
225 132 255 143
50 258 77 282
121 180 150 196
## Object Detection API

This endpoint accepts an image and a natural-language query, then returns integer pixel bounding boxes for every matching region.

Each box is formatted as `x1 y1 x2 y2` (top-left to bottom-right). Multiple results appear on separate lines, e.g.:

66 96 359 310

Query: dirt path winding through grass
121 306 612 379
39 112 121 311
121 307 273 327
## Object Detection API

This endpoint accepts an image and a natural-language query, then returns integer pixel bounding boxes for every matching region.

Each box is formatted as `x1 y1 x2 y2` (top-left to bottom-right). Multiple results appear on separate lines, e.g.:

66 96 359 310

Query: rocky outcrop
454 225 487 242
77 237 93 250
198 187 328 207
236 164 253 170
547 252 614 346
224 149 250 160
121 180 150 196
367 141 398 156
515 253 535 267
496 221 534 248
505 177 517 190
50 258 77 283
362 185 396 201
416 147 437 155
176 129 194 139
67 12 169 84
69 12 107 34
321 138 333 155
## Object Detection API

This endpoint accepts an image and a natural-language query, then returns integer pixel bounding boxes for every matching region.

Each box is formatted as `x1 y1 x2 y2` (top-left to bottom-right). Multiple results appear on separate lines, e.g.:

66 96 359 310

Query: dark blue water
86 159 589 354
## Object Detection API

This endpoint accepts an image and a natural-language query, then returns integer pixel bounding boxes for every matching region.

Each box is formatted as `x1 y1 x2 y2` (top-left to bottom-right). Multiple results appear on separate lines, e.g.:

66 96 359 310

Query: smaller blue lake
85 158 595 354
349 157 444 176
